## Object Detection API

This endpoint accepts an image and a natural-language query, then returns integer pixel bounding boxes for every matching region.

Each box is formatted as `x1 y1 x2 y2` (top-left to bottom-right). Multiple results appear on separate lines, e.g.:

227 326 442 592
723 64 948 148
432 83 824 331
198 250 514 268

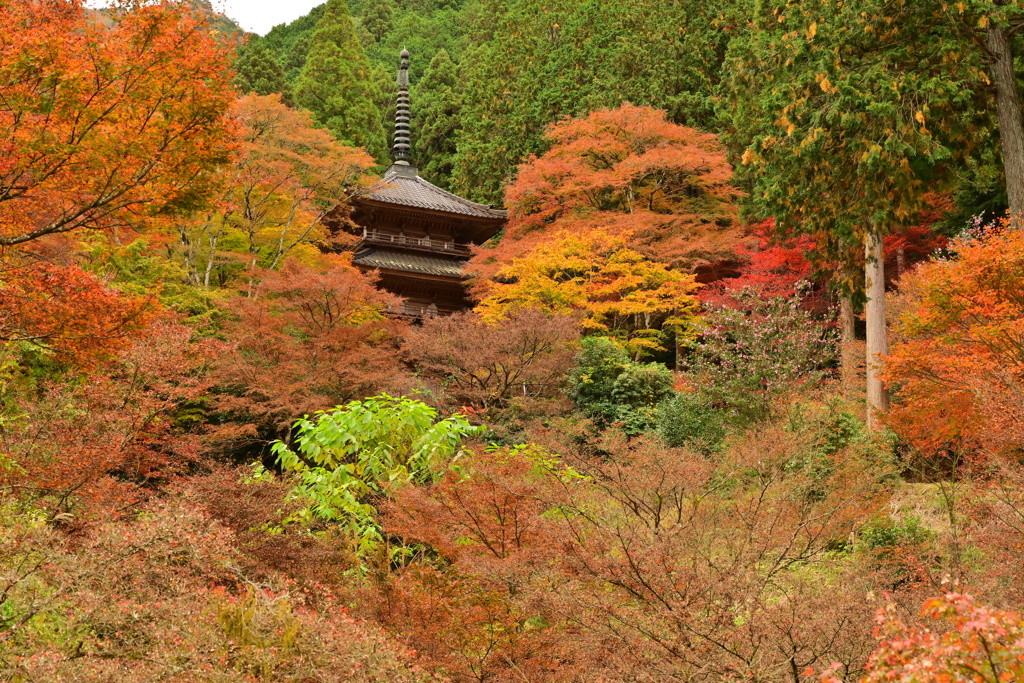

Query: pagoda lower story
352 244 472 317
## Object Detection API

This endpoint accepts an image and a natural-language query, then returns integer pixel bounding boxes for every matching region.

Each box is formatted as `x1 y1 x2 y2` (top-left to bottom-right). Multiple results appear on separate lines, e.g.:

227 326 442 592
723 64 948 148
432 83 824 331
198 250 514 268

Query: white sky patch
84 1 323 36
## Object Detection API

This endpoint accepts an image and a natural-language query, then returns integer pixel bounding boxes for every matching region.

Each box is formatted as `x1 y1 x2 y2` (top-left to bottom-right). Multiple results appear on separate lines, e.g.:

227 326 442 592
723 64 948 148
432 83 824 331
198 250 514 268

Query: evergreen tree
721 0 991 426
293 0 387 161
263 4 327 84
452 0 736 204
361 0 395 44
413 50 460 188
234 39 291 104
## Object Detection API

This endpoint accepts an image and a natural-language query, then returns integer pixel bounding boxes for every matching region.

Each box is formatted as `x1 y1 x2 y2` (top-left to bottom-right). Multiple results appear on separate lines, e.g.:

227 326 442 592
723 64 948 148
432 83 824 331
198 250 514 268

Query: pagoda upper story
346 49 506 318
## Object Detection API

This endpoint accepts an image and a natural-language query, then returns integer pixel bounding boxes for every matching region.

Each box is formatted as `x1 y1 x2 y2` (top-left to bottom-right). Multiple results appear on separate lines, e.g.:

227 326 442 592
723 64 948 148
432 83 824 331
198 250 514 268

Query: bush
684 288 836 424
568 336 674 434
657 392 728 454
266 394 479 557
861 514 933 552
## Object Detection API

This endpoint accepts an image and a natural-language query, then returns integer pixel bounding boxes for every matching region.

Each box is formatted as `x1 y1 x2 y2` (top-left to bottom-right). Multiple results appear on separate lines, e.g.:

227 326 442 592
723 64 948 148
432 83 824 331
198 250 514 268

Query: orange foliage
885 225 1024 457
822 594 1024 683
0 0 236 246
471 104 746 285
0 319 214 509
0 258 154 367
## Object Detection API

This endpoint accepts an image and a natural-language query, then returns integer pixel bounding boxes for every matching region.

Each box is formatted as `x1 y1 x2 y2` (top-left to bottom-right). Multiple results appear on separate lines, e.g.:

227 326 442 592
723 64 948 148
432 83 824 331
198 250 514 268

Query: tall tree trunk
865 230 889 429
988 23 1024 220
839 291 857 398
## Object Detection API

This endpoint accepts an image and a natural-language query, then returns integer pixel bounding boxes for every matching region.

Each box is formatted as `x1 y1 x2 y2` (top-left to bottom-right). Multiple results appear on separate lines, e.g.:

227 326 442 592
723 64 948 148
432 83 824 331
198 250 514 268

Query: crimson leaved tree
473 104 744 282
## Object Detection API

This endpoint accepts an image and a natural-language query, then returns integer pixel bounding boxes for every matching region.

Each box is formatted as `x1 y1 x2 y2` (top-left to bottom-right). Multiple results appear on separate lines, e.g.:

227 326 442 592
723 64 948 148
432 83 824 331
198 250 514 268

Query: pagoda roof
352 246 467 279
357 164 507 221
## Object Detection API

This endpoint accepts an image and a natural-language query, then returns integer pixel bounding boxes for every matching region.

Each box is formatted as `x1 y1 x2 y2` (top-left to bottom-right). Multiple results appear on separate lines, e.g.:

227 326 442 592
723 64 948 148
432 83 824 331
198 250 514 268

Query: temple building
346 49 506 317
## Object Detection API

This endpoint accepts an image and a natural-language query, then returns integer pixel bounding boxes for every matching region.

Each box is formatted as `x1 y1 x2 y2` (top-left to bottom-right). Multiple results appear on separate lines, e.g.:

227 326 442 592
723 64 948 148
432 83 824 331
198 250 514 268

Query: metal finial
393 49 411 164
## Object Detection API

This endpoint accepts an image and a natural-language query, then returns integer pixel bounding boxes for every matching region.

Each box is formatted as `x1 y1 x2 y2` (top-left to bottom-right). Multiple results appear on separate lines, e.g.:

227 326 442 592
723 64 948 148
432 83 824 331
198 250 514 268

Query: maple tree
699 218 821 309
0 0 236 247
404 308 580 417
452 0 739 203
0 318 213 510
823 594 1024 683
175 94 375 288
884 225 1024 458
382 418 893 680
0 257 154 368
473 104 744 279
212 257 407 449
0 494 433 681
475 229 699 355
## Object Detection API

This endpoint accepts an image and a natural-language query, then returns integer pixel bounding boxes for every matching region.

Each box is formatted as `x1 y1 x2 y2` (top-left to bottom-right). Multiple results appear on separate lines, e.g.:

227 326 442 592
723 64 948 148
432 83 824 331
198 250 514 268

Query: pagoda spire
393 48 412 164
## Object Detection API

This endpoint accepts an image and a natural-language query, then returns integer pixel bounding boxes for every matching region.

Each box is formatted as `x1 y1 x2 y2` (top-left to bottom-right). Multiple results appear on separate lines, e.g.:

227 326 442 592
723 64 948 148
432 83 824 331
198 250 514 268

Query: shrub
684 287 836 423
0 494 432 682
404 308 579 418
568 336 674 433
657 392 728 454
266 394 479 556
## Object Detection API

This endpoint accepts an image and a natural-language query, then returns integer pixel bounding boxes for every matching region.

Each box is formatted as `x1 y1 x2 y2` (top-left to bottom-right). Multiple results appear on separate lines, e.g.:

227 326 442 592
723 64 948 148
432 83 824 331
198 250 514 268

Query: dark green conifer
413 49 460 189
293 0 387 161
361 0 395 44
234 39 292 104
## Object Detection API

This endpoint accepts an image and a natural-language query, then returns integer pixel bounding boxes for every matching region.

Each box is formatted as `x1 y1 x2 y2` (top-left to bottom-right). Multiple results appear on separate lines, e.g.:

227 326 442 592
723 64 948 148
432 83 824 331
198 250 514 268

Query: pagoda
347 49 506 318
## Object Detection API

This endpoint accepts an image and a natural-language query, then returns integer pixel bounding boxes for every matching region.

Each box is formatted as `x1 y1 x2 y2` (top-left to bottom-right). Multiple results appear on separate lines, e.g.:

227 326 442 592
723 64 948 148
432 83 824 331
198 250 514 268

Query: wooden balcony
359 228 472 256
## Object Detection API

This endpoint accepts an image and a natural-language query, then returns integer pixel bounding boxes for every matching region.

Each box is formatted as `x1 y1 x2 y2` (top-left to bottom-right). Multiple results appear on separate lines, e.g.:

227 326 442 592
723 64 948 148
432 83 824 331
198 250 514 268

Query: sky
84 1 322 36
214 0 322 36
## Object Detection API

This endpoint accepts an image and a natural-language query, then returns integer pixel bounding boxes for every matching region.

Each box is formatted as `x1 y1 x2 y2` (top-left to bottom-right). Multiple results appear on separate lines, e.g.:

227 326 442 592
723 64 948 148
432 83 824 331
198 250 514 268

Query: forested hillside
4 0 1024 680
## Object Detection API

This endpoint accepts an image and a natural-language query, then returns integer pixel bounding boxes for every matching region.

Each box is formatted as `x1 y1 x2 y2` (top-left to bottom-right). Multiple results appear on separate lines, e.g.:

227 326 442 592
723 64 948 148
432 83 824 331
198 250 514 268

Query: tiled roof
353 247 467 278
360 166 508 220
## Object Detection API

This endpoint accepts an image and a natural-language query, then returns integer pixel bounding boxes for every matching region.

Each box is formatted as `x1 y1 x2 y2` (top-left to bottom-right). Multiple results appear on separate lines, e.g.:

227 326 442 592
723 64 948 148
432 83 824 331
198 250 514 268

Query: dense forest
3 0 1024 680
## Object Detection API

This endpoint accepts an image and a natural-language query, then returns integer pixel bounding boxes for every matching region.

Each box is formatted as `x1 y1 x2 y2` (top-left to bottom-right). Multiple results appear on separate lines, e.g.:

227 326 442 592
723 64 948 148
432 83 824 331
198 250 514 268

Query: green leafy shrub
266 394 479 555
568 336 674 433
861 514 933 552
657 392 728 454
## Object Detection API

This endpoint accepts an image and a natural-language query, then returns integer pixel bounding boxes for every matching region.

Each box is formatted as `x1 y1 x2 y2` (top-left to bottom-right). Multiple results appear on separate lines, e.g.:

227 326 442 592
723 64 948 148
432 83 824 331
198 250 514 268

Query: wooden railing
361 228 470 255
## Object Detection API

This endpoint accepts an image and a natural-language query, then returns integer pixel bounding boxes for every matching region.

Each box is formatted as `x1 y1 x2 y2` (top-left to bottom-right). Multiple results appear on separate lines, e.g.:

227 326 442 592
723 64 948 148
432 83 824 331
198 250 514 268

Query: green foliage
293 0 387 161
413 49 460 188
568 336 673 434
359 0 395 43
567 336 630 412
234 39 292 104
610 364 675 412
861 514 933 552
721 0 990 268
267 394 480 555
79 236 226 330
262 4 327 83
657 393 728 454
453 0 737 203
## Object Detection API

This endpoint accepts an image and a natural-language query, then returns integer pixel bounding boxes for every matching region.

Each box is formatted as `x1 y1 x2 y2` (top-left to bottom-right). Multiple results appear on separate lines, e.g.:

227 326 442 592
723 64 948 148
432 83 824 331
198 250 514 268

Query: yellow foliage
475 230 700 354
